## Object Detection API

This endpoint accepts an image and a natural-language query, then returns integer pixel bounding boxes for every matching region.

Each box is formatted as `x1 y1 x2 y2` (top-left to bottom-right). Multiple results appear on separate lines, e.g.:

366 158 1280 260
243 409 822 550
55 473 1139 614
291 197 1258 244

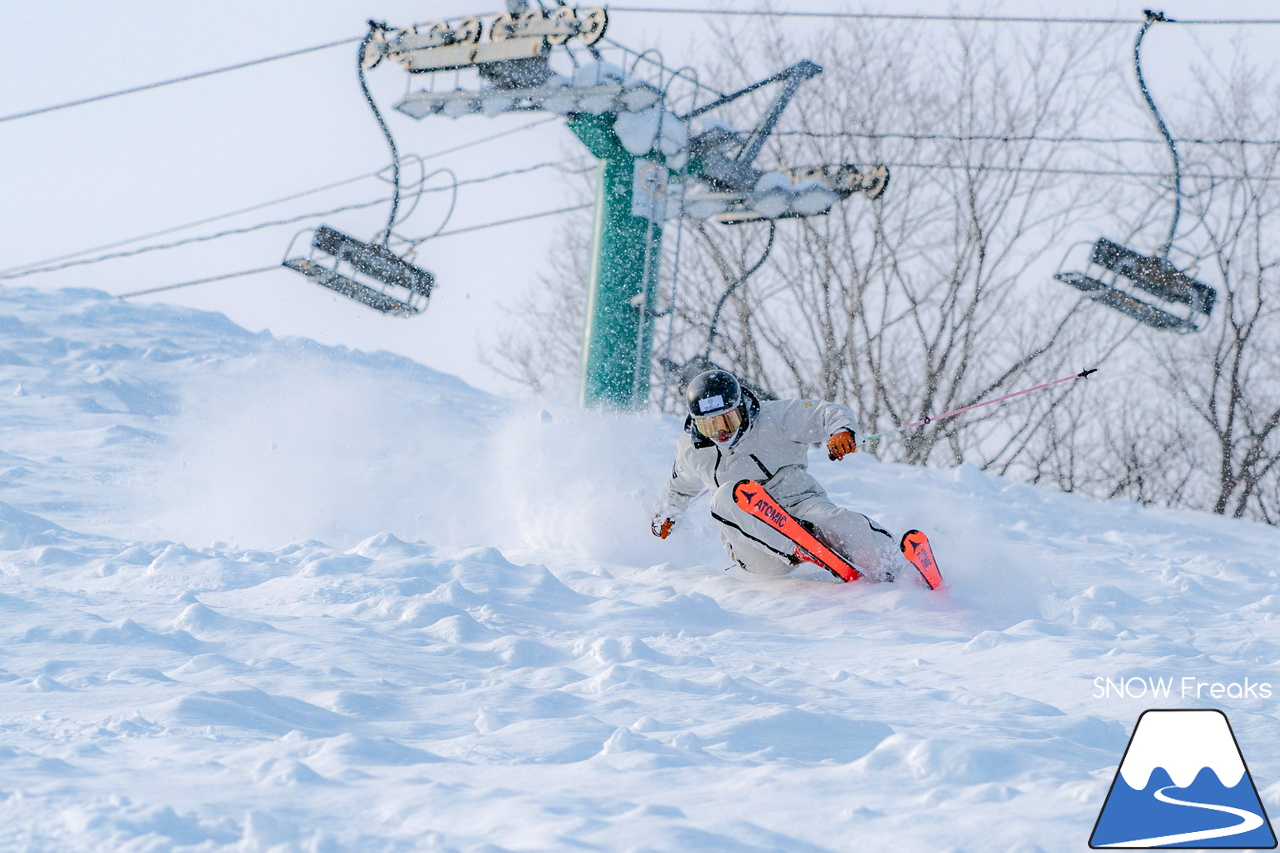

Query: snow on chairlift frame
1050 11 1217 334
283 226 434 317
379 9 888 225
677 60 891 225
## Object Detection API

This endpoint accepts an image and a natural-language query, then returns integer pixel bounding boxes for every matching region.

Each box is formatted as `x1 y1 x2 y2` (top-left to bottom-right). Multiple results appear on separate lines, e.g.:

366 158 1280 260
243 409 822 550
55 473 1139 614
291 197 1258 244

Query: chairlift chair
283 226 435 317
1050 10 1217 333
1054 237 1214 332
285 21 437 317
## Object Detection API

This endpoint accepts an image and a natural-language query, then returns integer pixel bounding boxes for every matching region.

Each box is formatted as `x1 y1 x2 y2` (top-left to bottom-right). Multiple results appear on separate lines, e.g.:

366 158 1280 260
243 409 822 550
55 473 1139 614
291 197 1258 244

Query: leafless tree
657 18 1118 473
1028 53 1280 524
487 16 1280 527
1152 64 1280 520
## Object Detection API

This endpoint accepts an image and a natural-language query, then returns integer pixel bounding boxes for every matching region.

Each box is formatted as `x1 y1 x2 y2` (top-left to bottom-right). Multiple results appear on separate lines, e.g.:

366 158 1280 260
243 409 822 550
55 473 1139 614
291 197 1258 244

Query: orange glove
827 429 857 461
651 517 675 539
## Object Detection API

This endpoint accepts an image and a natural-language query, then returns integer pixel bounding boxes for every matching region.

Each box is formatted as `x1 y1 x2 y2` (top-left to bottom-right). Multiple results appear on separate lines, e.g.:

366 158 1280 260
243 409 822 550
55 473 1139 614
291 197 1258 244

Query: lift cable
115 201 595 300
4 12 1273 129
430 201 592 239
0 36 362 125
856 161 1249 182
3 161 586 283
12 119 1246 282
775 130 1280 147
19 149 1267 290
114 267 282 300
599 37 728 98
0 116 561 279
604 7 1280 26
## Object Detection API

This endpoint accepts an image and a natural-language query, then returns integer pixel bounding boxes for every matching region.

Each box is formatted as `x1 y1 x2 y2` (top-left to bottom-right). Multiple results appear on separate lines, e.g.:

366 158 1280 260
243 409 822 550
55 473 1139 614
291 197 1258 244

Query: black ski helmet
686 369 741 419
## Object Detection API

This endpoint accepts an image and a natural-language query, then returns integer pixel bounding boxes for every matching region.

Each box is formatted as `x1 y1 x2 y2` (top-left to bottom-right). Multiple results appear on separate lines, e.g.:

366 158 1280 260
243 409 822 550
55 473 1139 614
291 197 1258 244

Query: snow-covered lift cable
115 202 595 300
860 369 1098 444
779 160 1252 182
115 267 281 300
0 36 362 125
7 197 401 280
0 116 560 278
779 130 1280 146
2 161 583 282
430 202 592 239
604 8 1280 26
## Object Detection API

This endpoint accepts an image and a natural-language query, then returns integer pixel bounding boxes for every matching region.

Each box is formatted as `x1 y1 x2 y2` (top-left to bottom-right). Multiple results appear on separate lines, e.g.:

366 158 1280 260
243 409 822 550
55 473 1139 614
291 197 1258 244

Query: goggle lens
695 408 742 437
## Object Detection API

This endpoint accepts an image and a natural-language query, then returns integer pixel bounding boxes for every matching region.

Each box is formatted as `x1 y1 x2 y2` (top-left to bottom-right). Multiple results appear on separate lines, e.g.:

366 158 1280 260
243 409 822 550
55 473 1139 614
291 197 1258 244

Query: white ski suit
657 394 912 581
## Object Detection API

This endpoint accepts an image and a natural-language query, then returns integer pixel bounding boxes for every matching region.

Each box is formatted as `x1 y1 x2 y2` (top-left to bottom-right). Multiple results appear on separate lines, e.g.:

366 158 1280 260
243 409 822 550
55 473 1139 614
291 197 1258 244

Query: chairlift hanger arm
681 60 820 120
1135 9 1181 259
680 60 822 194
680 60 822 161
737 60 822 167
359 21 401 246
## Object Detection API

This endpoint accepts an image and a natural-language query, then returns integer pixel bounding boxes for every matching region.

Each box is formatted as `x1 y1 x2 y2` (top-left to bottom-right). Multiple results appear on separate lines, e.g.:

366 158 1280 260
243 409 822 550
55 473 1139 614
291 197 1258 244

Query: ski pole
861 367 1097 444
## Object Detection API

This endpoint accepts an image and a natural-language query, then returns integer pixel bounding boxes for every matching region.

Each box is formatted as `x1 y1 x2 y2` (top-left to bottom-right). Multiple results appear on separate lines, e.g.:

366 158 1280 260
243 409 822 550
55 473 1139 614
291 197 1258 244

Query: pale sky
1 1 1275 398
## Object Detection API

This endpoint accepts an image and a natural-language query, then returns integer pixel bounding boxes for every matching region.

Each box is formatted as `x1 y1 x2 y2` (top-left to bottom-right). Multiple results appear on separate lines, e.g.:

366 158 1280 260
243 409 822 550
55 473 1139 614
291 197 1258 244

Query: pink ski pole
861 368 1097 444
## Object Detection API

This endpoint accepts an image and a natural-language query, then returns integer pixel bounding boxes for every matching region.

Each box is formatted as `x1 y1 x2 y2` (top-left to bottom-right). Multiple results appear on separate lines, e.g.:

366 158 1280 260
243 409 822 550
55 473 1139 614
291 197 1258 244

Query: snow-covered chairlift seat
1054 237 1216 332
283 226 434 317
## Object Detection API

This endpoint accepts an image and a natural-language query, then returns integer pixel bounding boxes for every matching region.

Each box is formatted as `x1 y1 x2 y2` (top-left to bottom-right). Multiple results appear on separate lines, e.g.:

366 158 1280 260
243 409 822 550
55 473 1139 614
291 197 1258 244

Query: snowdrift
0 286 1276 851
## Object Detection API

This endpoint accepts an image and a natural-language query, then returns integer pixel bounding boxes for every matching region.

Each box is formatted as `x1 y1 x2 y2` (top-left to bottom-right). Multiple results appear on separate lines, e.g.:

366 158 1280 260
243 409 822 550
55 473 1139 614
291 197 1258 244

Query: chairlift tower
359 2 889 408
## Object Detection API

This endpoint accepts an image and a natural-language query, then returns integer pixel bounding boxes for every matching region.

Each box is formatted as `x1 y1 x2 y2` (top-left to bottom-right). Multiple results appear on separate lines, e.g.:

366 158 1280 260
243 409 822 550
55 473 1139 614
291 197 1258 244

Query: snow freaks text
1092 676 1273 701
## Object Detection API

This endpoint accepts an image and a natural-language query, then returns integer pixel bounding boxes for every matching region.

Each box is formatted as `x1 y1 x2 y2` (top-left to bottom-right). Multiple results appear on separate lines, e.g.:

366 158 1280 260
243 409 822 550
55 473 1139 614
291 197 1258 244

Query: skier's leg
792 497 913 583
708 482 799 577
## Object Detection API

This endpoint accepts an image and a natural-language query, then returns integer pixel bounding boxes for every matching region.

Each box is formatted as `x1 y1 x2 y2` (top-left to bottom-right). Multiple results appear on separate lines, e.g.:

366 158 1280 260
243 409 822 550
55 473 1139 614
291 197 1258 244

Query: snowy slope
0 286 1277 852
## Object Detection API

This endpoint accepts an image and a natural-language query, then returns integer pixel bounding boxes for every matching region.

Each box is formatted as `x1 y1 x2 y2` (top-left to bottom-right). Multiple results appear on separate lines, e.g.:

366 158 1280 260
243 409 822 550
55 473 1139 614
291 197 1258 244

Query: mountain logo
1090 709 1277 849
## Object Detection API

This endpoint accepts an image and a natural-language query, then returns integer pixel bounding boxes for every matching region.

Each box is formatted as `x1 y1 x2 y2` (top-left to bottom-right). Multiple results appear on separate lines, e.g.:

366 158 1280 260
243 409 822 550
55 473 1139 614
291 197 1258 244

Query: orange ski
900 529 944 590
732 480 863 582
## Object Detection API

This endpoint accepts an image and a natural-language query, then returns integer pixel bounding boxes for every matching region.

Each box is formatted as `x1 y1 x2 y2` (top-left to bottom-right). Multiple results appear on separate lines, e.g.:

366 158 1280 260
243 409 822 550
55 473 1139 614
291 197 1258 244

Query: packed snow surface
0 287 1277 852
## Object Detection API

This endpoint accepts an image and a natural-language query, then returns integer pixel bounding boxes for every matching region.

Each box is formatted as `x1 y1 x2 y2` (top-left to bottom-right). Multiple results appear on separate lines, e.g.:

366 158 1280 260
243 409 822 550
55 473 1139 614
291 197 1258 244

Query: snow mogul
651 369 941 588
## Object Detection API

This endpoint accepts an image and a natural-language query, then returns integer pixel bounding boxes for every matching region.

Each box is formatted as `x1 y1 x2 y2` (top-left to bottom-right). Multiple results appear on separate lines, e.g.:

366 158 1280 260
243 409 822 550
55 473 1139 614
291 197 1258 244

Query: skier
651 368 933 585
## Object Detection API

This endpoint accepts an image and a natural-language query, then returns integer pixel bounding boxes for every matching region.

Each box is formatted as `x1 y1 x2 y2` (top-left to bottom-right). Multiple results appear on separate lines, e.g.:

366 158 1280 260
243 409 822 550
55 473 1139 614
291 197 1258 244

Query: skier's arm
652 451 702 538
777 398 859 446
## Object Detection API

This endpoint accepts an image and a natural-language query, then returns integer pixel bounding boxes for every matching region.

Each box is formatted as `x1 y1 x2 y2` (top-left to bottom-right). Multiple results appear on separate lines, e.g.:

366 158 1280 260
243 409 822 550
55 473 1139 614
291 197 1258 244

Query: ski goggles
694 407 743 438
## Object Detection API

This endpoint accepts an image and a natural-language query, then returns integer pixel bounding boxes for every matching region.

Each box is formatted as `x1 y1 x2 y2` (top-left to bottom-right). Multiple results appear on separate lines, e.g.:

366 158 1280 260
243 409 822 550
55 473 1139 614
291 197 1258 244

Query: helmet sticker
699 395 725 413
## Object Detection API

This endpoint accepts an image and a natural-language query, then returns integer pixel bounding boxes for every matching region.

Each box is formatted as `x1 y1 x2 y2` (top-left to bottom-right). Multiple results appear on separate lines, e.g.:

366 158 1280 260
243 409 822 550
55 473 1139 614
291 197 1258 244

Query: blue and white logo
1091 709 1276 849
